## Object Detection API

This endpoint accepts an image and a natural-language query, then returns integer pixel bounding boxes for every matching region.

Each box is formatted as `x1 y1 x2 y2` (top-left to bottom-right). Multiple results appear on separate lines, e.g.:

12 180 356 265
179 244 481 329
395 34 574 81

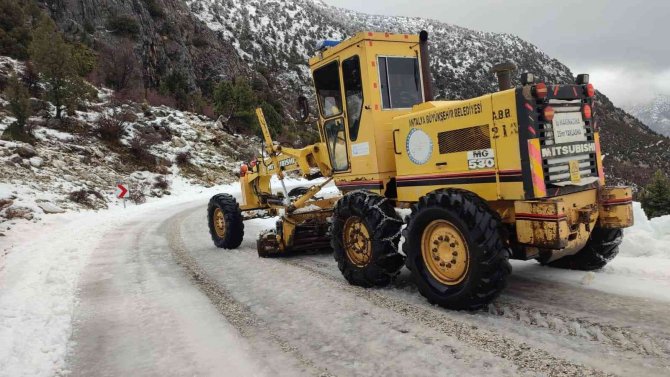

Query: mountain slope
183 0 670 187
626 95 670 137
35 0 670 187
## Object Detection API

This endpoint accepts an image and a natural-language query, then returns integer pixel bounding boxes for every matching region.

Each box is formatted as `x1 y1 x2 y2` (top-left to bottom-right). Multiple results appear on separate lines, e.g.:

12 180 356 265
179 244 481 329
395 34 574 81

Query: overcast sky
322 0 670 106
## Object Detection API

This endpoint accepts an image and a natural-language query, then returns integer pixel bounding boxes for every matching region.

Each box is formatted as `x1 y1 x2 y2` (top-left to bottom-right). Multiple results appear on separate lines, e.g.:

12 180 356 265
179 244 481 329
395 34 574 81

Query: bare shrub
175 151 191 165
68 189 106 208
145 89 176 108
200 104 216 120
116 110 138 123
129 182 147 204
128 135 157 168
24 121 39 137
111 89 144 104
153 175 169 190
57 117 89 134
5 206 34 220
154 164 169 175
96 116 125 143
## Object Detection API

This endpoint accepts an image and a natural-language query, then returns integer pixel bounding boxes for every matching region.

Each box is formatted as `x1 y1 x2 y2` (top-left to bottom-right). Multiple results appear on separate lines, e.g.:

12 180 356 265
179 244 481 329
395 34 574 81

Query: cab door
314 60 350 173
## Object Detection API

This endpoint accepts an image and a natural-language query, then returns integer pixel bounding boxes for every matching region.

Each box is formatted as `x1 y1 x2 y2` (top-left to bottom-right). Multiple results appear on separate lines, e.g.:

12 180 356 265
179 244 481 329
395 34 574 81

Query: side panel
393 96 503 202
491 91 525 200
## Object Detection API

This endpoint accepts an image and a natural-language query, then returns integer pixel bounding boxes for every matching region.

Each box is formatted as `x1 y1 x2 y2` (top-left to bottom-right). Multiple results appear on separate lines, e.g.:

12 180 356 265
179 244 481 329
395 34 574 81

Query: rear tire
208 193 244 249
545 227 622 270
403 189 511 310
331 191 405 287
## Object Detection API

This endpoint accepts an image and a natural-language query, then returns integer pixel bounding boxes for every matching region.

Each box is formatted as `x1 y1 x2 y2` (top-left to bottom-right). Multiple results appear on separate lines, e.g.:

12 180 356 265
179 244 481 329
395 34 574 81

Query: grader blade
256 209 333 258
257 230 280 258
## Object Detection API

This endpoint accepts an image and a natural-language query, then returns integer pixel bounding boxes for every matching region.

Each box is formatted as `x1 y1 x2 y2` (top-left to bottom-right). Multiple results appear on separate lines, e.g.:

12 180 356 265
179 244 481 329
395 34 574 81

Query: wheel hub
213 208 227 238
421 219 469 285
343 216 371 267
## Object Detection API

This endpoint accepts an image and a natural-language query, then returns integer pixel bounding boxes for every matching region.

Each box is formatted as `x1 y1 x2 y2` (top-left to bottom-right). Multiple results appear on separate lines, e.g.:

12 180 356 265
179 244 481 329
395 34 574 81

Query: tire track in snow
297 254 670 360
276 258 611 377
167 209 335 377
488 301 670 358
503 274 670 343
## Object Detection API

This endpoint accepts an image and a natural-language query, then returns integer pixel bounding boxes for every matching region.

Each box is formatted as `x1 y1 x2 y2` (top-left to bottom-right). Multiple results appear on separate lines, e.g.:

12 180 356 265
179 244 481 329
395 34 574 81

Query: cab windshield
313 61 343 118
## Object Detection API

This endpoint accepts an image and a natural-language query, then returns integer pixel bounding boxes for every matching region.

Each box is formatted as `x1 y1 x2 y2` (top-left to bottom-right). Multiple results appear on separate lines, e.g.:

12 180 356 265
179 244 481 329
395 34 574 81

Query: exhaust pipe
490 62 517 91
419 30 434 101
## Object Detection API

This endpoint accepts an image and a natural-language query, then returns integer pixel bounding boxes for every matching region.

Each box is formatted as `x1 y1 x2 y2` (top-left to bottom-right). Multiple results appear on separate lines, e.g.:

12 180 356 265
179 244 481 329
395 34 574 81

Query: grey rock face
16 145 37 158
48 0 248 96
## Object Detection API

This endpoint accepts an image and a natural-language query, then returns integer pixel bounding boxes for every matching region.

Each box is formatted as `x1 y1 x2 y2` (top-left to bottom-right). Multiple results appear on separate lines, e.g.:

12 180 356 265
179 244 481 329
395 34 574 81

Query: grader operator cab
207 31 634 310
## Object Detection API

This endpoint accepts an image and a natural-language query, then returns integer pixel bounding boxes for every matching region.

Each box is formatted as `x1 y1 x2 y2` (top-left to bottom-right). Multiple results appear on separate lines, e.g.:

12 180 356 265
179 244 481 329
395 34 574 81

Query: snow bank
619 202 670 258
0 181 242 377
0 178 311 377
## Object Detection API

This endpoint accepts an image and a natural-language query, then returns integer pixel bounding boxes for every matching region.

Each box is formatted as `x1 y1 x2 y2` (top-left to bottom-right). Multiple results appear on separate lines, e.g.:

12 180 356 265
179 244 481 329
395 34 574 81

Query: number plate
467 149 495 170
553 112 586 144
569 160 581 183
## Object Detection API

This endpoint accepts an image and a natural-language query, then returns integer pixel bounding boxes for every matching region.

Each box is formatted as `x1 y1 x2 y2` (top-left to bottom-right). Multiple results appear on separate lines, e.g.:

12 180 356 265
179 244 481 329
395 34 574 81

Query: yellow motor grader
207 31 634 310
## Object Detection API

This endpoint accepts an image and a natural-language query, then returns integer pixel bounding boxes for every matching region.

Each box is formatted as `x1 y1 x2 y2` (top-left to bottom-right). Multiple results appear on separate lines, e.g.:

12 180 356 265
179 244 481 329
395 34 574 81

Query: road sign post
115 183 128 208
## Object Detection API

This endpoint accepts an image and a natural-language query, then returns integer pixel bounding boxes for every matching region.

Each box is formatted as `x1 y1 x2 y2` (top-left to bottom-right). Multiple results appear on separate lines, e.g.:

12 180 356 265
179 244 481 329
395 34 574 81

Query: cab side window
378 57 422 109
342 56 363 141
313 61 343 118
324 118 349 171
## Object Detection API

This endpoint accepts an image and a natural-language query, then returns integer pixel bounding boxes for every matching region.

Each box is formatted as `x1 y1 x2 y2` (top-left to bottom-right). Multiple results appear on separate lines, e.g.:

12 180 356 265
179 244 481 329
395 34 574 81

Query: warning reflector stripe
601 197 633 206
528 139 546 197
336 180 383 191
594 132 605 185
515 212 567 221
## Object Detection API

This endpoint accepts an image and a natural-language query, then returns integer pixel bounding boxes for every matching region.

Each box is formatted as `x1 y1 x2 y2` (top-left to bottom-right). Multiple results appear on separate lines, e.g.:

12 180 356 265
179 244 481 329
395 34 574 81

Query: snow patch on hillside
626 94 670 136
185 0 575 99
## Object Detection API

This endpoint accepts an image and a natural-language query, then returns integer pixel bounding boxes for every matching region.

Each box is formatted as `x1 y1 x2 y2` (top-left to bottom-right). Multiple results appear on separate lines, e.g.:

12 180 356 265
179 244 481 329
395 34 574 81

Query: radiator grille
438 125 491 154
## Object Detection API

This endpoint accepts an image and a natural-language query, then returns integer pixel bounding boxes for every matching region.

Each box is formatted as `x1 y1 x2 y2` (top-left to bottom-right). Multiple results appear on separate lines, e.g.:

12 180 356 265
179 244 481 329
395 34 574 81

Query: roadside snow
0 182 238 377
0 178 309 377
512 201 670 302
620 202 670 258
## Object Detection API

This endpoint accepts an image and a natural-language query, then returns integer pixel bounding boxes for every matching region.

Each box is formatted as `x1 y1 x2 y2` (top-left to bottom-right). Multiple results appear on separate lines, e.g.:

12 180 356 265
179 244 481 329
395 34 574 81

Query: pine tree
258 101 282 136
2 73 32 141
213 78 255 120
640 170 670 219
28 17 86 119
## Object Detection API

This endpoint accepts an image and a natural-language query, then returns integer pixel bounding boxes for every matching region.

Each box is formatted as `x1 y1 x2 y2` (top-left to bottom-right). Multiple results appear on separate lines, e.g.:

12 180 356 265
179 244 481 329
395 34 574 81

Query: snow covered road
2 185 670 376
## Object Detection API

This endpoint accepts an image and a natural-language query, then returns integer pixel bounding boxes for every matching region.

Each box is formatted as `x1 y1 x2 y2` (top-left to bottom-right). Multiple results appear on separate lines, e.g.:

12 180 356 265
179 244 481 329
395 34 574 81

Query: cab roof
308 31 421 67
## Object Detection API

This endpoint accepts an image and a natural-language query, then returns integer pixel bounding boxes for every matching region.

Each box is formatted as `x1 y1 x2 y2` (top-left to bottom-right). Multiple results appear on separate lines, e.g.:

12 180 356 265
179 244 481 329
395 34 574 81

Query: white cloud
322 0 670 107
575 66 670 107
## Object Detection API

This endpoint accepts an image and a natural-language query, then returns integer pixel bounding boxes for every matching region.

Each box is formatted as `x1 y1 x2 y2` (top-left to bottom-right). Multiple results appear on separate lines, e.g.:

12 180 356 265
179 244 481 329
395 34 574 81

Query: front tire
208 194 244 249
331 191 405 287
545 227 622 270
403 189 511 310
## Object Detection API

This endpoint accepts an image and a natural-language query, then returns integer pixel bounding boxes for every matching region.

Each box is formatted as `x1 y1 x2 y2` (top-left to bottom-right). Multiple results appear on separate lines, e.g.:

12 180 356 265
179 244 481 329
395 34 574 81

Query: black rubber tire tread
403 188 511 310
207 193 244 249
331 190 405 287
545 227 622 271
